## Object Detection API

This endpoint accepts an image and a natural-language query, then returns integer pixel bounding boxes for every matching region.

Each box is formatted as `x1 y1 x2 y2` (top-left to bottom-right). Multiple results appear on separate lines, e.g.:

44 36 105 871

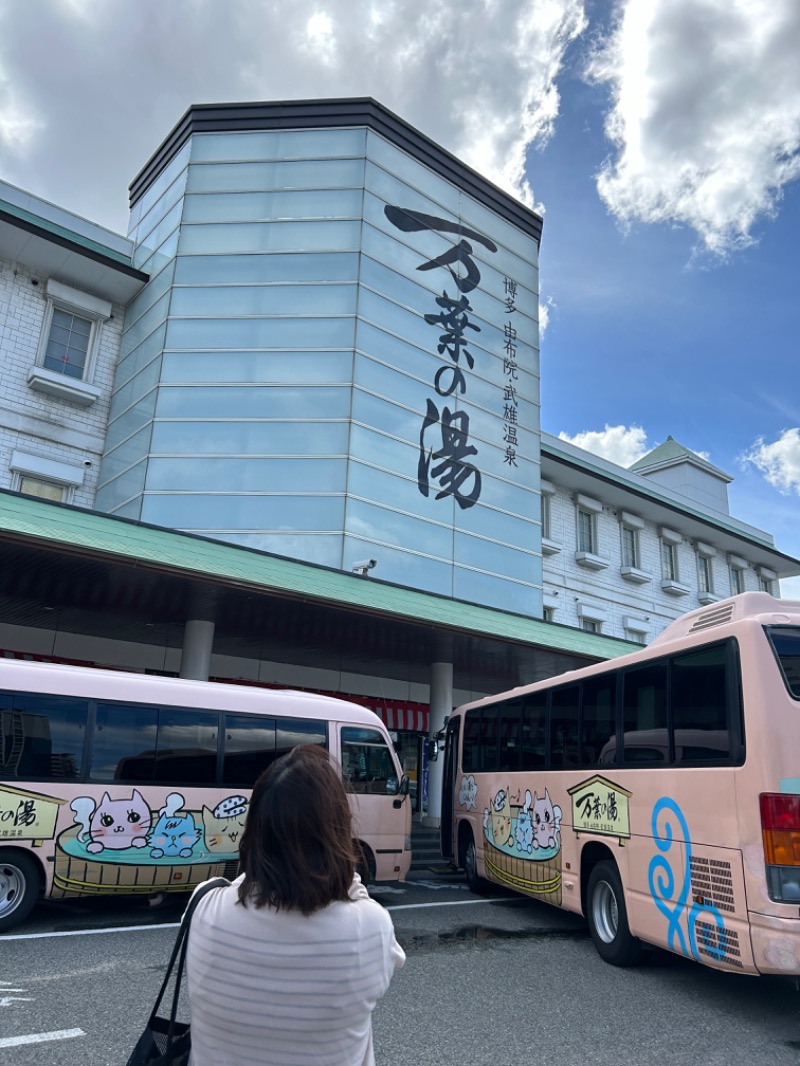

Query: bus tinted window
550 685 580 768
479 708 500 772
767 627 800 699
581 675 617 766
462 709 481 773
341 727 395 794
0 693 87 780
622 661 668 764
154 709 218 784
671 644 731 764
520 692 546 771
276 719 326 757
92 703 158 781
223 715 276 787
498 699 523 773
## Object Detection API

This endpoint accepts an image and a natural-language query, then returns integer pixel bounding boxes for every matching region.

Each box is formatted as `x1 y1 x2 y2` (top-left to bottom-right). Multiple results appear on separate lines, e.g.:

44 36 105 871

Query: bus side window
550 685 580 768
340 727 394 794
1 693 87 781
462 710 481 773
520 692 546 771
498 699 523 773
223 715 277 787
581 675 617 766
621 661 668 764
478 708 500 773
671 643 731 764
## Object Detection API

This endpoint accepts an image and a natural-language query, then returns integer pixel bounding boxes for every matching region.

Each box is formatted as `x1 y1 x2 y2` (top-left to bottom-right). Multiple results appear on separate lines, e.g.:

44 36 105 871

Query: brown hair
237 744 356 915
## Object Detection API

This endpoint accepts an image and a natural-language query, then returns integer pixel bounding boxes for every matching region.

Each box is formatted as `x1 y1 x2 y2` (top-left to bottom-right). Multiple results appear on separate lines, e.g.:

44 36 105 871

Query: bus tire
355 842 376 887
464 836 491 895
0 849 42 932
586 860 643 967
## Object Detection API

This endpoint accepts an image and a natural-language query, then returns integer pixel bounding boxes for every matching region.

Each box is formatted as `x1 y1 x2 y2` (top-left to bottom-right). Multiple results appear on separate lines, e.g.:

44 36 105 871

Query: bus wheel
0 850 42 932
464 837 491 895
587 860 643 967
355 842 376 887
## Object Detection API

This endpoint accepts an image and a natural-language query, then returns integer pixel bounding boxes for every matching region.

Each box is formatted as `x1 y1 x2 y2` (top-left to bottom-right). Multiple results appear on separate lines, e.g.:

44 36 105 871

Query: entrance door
440 716 460 860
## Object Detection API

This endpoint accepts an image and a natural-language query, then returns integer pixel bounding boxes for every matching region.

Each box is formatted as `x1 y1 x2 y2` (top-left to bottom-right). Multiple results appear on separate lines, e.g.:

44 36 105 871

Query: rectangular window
761 577 774 594
541 493 552 539
43 308 93 379
91 703 158 781
341 726 395 794
223 714 276 787
661 540 678 582
581 619 601 634
520 692 547 771
581 675 618 766
577 509 596 553
622 661 669 764
621 526 639 568
462 709 482 773
550 685 580 768
730 566 745 595
478 709 500 772
698 554 713 594
766 626 800 699
670 644 733 764
542 606 554 623
497 699 523 773
18 476 66 503
0 692 87 780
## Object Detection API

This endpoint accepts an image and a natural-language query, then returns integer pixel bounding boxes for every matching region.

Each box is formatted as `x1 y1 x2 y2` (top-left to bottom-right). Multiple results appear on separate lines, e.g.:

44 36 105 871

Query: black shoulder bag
126 878 229 1066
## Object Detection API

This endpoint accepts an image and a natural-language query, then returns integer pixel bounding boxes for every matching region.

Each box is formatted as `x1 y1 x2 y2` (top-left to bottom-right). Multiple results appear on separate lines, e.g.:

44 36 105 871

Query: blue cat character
149 792 201 859
515 790 534 854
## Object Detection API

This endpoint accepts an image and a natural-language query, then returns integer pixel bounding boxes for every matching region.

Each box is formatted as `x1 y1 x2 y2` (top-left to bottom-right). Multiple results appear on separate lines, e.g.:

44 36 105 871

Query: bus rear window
766 627 800 699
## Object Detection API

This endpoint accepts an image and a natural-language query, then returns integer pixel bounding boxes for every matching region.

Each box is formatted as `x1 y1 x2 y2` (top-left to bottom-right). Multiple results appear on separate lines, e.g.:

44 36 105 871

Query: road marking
0 1029 84 1048
387 896 513 911
1 922 179 941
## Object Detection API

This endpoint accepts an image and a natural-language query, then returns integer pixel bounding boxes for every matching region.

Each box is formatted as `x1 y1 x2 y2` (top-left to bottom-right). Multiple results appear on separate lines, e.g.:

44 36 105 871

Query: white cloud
539 294 555 335
558 424 649 467
742 428 800 494
586 0 800 256
0 0 587 231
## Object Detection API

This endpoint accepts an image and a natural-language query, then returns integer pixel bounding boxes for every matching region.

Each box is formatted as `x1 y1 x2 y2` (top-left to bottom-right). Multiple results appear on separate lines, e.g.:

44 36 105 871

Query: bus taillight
760 793 800 901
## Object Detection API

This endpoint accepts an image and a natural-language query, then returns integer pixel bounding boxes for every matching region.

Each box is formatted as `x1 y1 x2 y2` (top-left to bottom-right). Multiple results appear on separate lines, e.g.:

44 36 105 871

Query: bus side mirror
399 774 410 796
428 734 444 762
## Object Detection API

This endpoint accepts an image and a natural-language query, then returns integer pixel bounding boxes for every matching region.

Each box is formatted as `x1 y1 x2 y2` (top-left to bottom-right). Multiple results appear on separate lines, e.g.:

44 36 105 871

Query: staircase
410 821 445 871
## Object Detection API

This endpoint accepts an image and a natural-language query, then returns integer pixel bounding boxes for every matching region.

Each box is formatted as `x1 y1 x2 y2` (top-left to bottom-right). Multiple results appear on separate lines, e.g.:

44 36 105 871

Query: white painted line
387 896 512 911
0 1028 84 1048
1 922 179 941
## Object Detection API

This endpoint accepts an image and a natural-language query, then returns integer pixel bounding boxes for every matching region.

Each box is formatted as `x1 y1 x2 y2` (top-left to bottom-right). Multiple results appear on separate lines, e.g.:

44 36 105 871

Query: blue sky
1 0 798 593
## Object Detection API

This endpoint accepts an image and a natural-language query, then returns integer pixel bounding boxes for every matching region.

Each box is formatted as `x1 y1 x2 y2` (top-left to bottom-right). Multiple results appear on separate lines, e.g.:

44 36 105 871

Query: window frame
621 524 640 569
577 508 596 554
661 539 678 582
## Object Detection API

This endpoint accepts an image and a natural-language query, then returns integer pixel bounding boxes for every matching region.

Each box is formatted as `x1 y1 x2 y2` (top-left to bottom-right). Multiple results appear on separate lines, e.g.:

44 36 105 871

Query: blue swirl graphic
648 797 691 956
647 796 729 963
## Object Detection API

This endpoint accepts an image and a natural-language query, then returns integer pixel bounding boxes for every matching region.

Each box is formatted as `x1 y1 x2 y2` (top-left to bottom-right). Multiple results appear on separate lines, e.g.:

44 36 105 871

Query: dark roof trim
542 443 800 570
0 206 149 282
129 98 543 244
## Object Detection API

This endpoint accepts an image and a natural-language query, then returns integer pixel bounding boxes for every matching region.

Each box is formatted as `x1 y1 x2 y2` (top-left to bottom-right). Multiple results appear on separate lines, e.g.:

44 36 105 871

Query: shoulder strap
149 877 230 1029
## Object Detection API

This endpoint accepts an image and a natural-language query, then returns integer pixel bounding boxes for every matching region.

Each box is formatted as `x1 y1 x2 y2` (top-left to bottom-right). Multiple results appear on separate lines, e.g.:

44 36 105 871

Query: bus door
440 716 460 861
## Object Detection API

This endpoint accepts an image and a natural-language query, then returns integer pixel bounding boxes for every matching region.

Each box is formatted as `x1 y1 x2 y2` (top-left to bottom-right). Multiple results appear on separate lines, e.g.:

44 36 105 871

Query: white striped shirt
186 875 405 1066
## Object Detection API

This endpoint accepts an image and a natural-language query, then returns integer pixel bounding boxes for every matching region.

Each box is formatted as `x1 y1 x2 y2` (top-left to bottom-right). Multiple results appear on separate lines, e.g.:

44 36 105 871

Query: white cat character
532 788 562 850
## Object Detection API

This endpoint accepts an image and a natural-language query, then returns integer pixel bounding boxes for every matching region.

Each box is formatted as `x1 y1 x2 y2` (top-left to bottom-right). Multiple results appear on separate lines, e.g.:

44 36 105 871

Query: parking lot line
0 1029 85 1048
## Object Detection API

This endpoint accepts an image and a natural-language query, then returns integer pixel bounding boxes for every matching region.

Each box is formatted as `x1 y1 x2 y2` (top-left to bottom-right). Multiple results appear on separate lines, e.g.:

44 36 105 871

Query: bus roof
0 657 387 729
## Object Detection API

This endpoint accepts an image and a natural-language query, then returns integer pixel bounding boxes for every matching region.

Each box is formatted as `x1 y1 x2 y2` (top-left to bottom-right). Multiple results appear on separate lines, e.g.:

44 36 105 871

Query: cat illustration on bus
66 789 248 862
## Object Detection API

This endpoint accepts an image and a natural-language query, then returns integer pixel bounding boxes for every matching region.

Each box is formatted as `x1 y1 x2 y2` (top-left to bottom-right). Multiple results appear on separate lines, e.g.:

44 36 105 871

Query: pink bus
0 661 412 931
440 592 800 976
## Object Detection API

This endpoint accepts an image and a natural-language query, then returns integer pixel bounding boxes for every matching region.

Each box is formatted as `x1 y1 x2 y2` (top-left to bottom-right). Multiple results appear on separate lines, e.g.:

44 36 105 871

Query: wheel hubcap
593 880 618 943
0 866 23 917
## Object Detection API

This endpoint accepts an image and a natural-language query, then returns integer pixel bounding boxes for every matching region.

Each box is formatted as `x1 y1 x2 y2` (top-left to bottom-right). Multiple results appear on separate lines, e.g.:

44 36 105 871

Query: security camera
351 559 377 574
83 459 93 467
